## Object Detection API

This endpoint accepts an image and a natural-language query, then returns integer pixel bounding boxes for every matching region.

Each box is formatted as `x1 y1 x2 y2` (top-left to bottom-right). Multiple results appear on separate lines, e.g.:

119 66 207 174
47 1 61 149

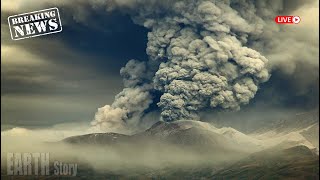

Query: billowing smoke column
91 0 271 132
91 60 155 131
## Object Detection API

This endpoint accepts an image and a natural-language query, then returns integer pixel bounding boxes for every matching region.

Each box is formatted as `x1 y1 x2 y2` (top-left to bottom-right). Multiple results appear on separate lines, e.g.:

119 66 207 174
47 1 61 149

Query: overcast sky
1 0 319 130
1 2 150 129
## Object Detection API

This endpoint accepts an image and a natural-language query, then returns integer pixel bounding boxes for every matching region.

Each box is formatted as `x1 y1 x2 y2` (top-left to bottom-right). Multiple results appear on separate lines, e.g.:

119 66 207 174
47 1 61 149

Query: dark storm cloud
1 2 149 128
2 8 148 73
282 0 317 13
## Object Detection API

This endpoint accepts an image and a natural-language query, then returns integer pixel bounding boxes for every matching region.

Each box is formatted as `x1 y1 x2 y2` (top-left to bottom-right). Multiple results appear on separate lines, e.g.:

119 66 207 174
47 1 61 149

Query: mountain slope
63 120 263 154
63 132 130 145
211 145 319 180
56 121 320 179
254 109 319 134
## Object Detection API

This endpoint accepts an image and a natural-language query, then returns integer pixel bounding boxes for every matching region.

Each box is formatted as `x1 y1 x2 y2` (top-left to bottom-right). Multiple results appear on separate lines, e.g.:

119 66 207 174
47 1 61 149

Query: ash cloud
90 0 318 132
90 0 271 130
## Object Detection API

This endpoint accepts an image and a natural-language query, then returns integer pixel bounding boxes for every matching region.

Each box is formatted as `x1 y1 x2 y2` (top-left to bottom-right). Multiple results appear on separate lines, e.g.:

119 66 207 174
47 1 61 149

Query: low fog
1 125 249 173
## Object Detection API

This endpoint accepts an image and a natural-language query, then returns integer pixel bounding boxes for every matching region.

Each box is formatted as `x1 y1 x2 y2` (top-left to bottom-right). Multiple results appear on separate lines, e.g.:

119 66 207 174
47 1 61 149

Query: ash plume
90 0 318 132
90 60 155 132
91 0 274 131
